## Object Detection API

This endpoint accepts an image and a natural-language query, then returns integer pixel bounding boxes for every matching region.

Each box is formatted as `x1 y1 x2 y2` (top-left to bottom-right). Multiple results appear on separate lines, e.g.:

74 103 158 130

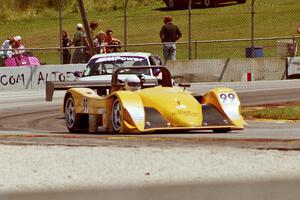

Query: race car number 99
218 93 237 104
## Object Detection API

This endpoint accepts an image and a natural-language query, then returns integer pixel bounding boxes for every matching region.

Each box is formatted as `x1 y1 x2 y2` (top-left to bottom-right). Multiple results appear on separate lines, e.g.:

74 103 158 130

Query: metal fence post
77 0 94 55
124 0 128 52
251 0 255 58
195 42 198 59
59 0 63 64
188 0 192 60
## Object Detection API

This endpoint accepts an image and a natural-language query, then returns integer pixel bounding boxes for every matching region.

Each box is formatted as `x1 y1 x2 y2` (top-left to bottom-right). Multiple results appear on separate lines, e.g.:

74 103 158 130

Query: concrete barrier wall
0 57 288 90
0 66 32 89
31 64 86 89
166 57 286 82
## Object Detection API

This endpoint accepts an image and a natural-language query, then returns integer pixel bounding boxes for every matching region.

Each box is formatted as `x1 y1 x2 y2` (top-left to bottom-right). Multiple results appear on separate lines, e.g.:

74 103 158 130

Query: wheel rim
112 99 122 132
65 97 76 128
168 0 174 8
203 0 211 7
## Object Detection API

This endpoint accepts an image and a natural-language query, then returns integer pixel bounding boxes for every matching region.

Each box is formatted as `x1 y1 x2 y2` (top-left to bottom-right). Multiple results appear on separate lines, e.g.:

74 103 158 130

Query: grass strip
242 105 300 121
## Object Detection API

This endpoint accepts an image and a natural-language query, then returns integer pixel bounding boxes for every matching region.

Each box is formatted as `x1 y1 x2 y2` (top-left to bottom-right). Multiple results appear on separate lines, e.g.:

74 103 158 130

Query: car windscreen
84 56 150 76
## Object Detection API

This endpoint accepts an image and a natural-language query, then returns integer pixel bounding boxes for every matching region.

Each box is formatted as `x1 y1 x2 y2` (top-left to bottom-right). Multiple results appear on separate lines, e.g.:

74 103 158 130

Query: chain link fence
0 0 299 65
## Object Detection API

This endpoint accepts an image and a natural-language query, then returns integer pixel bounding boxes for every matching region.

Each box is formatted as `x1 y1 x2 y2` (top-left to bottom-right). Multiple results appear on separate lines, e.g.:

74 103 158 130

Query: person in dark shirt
72 23 85 63
61 31 72 64
105 29 121 53
159 15 182 61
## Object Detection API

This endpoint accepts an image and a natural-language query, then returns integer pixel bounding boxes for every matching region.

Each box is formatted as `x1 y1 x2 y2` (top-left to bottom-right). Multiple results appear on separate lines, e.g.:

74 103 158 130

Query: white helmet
124 76 141 91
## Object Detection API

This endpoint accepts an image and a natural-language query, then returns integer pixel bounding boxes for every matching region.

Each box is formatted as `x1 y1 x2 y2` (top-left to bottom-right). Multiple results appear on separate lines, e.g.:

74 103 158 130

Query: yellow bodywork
201 87 245 129
63 86 245 133
136 86 203 127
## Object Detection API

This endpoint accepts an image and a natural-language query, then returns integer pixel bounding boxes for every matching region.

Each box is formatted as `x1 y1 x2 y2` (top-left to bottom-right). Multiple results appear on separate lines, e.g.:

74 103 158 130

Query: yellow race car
46 66 244 133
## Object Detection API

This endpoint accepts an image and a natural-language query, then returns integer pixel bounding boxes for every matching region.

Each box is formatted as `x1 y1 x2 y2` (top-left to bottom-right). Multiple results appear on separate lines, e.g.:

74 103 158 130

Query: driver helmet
124 76 141 91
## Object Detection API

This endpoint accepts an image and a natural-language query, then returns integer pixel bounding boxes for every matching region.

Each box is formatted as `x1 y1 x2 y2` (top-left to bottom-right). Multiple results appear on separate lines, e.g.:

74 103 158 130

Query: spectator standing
61 31 72 64
72 23 85 63
159 16 182 61
1 36 15 58
90 20 100 39
12 36 26 55
82 33 91 63
105 29 121 53
94 31 107 54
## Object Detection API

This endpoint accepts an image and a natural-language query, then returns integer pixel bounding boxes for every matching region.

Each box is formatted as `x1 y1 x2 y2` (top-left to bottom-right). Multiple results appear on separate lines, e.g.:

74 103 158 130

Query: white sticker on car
96 56 144 63
218 92 240 119
83 97 88 113
218 93 238 105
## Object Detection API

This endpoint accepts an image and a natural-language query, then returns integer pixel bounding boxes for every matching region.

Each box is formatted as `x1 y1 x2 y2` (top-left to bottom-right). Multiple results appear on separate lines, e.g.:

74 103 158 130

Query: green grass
242 106 300 120
1 0 300 64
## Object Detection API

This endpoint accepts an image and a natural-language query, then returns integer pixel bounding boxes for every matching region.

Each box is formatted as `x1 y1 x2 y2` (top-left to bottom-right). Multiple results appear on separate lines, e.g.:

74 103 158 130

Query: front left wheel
111 98 123 133
65 95 88 132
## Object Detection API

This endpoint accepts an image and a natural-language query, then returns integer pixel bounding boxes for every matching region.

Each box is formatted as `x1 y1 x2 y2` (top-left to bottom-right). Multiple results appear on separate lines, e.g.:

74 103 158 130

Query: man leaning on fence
159 16 182 61
1 36 15 58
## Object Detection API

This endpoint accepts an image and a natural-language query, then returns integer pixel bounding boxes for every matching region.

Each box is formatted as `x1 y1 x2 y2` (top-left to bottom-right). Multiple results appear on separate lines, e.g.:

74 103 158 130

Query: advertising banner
0 66 31 89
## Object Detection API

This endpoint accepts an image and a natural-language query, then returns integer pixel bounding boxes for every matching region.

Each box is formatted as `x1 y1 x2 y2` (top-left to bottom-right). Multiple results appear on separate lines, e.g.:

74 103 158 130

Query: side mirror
73 71 83 78
140 76 146 84
137 74 146 83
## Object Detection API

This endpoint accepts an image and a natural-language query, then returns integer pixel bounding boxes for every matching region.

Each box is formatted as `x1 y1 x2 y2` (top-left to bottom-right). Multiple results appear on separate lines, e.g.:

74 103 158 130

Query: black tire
202 0 212 8
213 128 231 133
111 98 123 133
237 0 246 3
64 95 88 133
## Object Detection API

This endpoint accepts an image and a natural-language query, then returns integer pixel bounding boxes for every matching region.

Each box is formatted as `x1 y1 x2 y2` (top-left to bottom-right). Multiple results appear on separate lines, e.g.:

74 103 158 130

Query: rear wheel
65 95 87 132
166 0 175 9
111 98 123 133
202 0 212 8
166 0 188 9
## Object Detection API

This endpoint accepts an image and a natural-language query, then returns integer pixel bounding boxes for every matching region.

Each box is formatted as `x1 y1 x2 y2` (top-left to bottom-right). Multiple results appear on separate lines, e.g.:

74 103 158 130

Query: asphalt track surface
1 80 300 150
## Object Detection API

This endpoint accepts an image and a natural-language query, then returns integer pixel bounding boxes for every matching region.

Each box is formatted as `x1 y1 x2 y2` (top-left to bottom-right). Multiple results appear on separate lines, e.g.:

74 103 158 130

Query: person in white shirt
1 37 15 58
93 31 107 54
13 36 26 55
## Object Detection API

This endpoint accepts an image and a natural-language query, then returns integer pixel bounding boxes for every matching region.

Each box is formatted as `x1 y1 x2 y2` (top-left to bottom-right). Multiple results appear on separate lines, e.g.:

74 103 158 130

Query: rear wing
45 80 111 101
45 66 172 101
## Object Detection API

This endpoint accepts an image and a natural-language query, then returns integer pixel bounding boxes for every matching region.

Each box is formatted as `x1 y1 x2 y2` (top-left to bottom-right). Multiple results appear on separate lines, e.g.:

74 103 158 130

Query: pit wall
0 57 288 90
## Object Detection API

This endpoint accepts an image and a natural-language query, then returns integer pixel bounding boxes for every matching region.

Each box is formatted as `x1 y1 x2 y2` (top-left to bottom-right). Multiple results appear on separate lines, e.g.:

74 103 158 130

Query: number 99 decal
218 93 237 104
